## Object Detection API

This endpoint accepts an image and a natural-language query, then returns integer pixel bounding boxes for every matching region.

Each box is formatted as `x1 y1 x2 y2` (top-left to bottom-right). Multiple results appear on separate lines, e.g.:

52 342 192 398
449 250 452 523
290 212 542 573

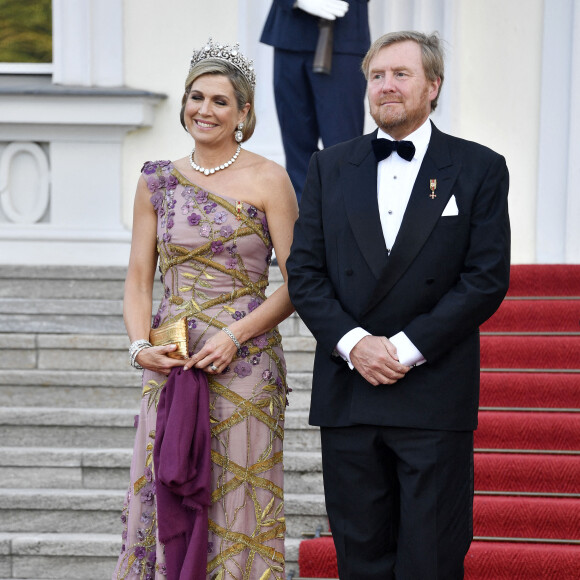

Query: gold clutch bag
149 317 189 360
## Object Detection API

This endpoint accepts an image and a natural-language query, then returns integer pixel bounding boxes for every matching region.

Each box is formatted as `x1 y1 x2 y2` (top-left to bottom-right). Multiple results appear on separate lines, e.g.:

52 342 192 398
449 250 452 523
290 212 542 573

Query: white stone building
1 0 579 266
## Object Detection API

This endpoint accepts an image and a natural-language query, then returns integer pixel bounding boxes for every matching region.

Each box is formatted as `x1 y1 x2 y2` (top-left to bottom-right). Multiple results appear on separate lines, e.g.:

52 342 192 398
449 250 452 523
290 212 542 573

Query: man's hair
361 31 445 111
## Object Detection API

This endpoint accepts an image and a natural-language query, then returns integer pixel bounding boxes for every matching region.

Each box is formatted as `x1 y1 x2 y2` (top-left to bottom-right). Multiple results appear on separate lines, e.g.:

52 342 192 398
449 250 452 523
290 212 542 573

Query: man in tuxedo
286 31 510 579
260 0 370 202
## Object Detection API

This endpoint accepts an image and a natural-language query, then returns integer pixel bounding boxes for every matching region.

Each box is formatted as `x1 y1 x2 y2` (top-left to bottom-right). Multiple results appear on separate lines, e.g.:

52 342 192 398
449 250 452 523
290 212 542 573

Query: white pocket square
441 195 459 216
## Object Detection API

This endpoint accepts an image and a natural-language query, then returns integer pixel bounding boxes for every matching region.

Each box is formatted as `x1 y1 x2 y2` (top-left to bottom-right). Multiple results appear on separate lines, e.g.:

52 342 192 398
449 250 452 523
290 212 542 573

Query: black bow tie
371 138 416 162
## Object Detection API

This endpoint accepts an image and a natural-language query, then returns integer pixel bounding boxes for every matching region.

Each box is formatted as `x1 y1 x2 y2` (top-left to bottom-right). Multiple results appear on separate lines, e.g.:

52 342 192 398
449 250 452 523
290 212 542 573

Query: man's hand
350 335 411 386
295 0 349 20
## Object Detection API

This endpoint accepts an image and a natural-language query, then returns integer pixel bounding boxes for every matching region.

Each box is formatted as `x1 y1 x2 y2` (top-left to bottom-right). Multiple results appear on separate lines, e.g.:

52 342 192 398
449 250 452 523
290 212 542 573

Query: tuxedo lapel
342 131 388 279
363 124 461 314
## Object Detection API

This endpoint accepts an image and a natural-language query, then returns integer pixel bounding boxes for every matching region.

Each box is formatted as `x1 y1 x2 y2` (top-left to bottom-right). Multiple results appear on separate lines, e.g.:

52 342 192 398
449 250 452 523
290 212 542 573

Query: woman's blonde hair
179 59 256 142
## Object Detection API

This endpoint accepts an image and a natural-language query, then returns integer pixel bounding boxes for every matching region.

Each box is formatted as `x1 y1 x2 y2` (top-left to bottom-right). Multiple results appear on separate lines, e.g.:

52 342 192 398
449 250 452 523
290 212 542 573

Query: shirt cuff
389 331 426 367
336 327 371 370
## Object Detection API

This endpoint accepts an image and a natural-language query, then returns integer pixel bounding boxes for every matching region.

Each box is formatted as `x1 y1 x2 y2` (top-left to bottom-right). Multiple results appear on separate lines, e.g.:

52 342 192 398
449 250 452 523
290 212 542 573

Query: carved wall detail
0 142 51 225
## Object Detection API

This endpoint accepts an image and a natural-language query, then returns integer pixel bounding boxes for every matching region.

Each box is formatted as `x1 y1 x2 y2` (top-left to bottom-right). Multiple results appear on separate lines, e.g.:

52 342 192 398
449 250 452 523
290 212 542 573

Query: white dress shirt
336 119 432 368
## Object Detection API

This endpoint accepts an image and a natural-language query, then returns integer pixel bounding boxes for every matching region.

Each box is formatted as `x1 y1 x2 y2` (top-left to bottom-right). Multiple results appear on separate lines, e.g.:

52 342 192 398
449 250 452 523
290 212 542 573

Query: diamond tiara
189 38 256 89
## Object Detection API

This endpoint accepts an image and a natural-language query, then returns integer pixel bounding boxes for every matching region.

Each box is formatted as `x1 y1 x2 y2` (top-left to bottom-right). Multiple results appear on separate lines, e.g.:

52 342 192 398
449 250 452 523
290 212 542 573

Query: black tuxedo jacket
260 0 370 55
286 122 511 431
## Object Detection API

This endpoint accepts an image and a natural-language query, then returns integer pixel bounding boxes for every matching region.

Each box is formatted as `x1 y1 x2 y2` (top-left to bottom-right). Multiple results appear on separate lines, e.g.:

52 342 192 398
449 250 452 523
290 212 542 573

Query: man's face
367 41 440 140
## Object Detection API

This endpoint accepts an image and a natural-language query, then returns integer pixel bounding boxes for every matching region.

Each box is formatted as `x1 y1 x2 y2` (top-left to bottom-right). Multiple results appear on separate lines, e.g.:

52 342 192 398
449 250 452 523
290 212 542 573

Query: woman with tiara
113 39 298 580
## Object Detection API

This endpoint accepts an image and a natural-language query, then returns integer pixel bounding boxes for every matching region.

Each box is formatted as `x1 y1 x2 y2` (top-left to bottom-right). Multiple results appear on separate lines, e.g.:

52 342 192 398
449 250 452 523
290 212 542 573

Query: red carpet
479 372 580 408
481 299 580 332
298 537 580 579
299 537 338 578
465 542 580 579
298 265 580 579
473 495 580 540
480 335 580 369
506 264 580 296
475 411 580 450
474 452 580 493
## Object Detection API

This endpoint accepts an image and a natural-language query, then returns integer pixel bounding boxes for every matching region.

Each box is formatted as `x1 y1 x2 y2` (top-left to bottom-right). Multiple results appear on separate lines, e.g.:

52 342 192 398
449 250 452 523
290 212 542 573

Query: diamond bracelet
129 339 152 370
221 327 242 356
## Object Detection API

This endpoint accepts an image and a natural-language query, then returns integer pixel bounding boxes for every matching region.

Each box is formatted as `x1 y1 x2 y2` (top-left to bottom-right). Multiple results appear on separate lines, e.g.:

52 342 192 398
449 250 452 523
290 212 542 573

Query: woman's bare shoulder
171 156 190 172
244 151 292 190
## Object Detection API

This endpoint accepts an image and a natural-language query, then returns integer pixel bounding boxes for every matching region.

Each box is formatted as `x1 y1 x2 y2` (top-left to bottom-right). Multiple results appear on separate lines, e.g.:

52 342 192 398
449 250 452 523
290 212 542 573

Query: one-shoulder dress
113 160 287 580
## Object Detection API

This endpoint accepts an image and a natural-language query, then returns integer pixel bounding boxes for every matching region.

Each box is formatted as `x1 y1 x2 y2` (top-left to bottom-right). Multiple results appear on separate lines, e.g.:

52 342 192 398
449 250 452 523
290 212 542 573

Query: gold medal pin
429 179 437 199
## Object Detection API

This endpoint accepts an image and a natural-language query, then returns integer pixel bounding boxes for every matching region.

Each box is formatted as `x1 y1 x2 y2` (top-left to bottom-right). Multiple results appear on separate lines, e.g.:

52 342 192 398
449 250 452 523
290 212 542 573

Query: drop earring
234 122 244 143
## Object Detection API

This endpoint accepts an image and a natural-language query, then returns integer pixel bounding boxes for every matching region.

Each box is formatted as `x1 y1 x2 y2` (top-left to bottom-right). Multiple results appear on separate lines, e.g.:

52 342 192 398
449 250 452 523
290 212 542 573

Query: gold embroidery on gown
113 160 287 580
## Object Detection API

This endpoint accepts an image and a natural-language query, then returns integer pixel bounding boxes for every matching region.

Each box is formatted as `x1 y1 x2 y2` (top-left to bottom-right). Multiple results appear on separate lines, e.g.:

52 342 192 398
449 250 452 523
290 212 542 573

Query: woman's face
183 74 249 148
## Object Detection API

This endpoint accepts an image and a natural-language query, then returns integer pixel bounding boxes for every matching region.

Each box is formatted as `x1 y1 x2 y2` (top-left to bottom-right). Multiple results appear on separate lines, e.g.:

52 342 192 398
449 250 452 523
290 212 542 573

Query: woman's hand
185 330 238 375
135 344 186 375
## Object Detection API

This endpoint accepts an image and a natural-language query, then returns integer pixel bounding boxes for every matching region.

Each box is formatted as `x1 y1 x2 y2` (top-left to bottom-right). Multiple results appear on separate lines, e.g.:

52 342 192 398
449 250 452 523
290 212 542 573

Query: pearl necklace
189 144 241 176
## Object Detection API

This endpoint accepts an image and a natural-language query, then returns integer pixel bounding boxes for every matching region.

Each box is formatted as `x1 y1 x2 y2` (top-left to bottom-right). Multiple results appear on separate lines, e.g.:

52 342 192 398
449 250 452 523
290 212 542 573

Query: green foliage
0 0 52 63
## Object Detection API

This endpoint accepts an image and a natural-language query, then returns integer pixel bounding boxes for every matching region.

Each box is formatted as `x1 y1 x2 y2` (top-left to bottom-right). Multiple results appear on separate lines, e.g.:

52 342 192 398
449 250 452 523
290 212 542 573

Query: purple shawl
153 367 211 579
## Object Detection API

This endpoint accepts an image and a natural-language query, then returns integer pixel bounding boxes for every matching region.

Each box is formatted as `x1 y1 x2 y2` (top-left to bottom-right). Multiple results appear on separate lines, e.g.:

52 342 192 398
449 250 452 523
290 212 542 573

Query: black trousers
320 424 474 580
273 49 366 202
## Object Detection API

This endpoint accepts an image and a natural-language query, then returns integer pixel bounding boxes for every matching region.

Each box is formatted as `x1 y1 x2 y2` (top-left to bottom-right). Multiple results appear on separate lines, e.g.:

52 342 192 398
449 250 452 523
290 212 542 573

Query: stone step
0 489 125 535
0 370 141 409
0 407 320 451
0 267 310 340
0 532 121 580
0 488 326 539
0 447 323 493
286 412 321 451
0 333 130 370
0 369 313 391
0 310 310 339
0 448 132 490
0 265 127 296
0 407 137 449
0 316 125 336
0 333 315 371
286 537 301 578
0 369 312 410
0 383 142 410
285 450 324 495
285 493 328 538
0 533 302 580
0 264 282 302
0 275 125 300
0 300 123 317
0 266 320 577
0 370 139 389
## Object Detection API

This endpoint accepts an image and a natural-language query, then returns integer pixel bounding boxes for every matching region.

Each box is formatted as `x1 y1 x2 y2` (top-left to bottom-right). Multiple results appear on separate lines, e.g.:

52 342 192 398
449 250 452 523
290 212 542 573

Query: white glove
295 0 349 20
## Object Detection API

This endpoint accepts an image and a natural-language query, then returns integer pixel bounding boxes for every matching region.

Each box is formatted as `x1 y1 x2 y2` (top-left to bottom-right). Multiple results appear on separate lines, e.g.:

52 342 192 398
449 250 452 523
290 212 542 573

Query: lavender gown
113 160 287 580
